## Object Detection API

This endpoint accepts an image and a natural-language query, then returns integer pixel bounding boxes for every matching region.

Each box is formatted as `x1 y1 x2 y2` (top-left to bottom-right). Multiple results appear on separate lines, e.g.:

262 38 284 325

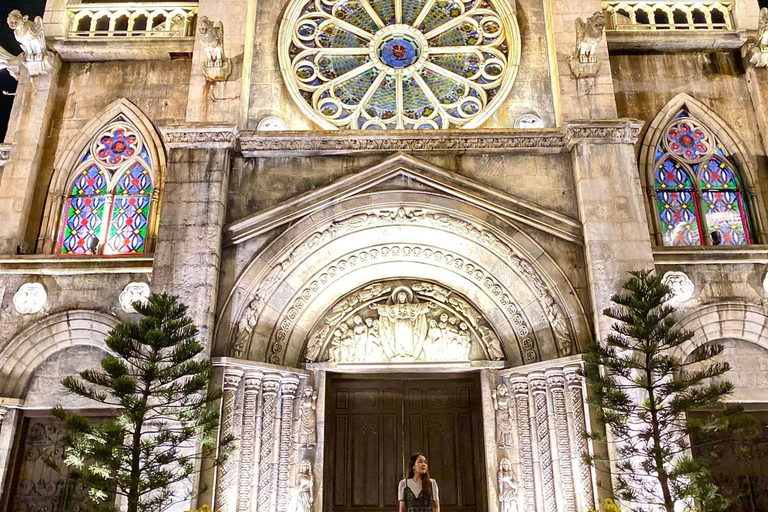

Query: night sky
0 0 46 141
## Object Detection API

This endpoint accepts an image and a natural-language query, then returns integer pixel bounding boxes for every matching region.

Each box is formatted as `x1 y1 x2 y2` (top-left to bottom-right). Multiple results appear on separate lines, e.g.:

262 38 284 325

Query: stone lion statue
574 11 606 64
7 10 46 61
198 16 225 68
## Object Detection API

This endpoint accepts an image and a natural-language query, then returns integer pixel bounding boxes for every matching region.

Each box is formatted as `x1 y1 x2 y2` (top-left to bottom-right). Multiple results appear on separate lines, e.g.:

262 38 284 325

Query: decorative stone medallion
514 113 545 129
257 116 288 131
662 271 694 304
13 283 47 314
119 282 150 313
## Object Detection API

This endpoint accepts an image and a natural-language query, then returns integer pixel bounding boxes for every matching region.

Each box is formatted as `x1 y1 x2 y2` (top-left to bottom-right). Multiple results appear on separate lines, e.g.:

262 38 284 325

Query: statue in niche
497 458 518 512
370 287 433 361
491 384 514 448
296 459 314 512
298 385 317 448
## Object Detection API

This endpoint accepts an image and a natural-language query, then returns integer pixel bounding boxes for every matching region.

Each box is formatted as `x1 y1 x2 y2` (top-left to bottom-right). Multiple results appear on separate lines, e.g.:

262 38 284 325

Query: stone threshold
0 255 154 275
653 245 768 265
606 30 747 52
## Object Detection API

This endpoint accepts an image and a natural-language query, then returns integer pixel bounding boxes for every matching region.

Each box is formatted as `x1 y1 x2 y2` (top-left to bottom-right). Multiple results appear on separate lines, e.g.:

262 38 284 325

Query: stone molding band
156 120 643 154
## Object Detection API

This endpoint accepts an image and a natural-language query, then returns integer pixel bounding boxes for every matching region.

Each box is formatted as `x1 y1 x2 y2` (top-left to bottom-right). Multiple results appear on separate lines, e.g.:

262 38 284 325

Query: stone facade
0 1 767 512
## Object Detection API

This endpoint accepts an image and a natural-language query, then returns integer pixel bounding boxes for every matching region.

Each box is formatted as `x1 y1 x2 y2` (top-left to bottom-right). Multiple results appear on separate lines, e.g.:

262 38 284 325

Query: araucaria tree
54 293 230 512
583 270 740 512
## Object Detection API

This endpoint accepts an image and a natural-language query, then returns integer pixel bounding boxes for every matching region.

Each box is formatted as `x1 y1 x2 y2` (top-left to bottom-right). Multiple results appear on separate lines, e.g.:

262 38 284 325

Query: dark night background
1 0 46 141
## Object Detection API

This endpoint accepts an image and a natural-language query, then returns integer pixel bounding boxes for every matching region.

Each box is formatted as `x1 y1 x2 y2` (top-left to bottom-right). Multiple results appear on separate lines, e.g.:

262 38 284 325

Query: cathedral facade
0 1 767 511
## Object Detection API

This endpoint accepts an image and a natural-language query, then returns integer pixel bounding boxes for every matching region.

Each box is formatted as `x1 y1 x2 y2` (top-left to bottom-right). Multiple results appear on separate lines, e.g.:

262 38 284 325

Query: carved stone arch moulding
0 310 117 398
215 192 590 367
639 93 767 245
39 98 167 254
671 301 768 362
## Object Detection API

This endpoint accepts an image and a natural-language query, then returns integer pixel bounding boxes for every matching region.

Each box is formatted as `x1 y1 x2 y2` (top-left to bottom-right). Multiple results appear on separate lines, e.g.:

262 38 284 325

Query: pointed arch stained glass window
279 0 520 130
654 110 751 247
59 118 155 256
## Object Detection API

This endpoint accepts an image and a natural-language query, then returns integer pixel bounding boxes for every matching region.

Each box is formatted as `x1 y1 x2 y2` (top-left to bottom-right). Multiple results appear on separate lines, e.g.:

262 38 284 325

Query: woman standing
398 453 440 512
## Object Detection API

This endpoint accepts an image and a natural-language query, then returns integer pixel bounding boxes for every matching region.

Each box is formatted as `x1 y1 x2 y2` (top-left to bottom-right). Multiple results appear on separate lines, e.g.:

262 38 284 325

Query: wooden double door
324 376 487 512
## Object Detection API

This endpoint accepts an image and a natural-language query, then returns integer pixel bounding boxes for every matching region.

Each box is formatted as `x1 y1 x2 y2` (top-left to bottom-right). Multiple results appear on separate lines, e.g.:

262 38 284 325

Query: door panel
325 377 485 512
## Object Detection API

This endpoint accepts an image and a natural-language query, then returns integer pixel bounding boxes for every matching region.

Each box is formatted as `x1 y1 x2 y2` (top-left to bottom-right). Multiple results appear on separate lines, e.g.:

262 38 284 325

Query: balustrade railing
66 3 198 38
602 2 735 31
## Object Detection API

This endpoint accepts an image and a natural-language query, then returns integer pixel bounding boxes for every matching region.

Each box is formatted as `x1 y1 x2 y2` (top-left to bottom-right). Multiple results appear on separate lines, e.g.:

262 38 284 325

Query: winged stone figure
7 10 46 62
757 8 768 52
574 12 606 64
0 46 21 80
198 16 226 68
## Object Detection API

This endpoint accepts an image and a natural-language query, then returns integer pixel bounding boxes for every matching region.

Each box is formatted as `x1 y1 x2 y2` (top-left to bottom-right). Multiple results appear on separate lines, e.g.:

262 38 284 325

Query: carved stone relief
492 384 515 448
305 281 504 364
748 8 768 68
295 459 314 512
119 282 150 314
297 384 317 449
498 458 518 512
662 271 695 304
13 282 47 315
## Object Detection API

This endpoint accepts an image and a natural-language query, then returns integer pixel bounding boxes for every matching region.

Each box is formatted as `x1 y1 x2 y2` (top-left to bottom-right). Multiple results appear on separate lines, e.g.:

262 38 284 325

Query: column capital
222 369 244 391
280 377 300 397
262 374 282 395
545 371 566 389
510 378 529 396
243 371 264 390
529 372 548 395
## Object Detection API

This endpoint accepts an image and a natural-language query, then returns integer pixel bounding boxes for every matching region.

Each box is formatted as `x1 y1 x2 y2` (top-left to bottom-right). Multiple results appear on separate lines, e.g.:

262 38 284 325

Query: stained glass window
654 110 751 247
279 0 520 130
58 118 155 256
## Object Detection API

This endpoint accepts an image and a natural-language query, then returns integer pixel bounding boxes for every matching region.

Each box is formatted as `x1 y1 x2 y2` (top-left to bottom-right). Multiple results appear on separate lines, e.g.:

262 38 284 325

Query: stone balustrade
603 1 735 31
66 3 197 38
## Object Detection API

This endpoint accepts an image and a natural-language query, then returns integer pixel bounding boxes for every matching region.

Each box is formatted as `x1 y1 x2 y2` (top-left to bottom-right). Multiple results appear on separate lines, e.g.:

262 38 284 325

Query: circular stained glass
279 0 521 130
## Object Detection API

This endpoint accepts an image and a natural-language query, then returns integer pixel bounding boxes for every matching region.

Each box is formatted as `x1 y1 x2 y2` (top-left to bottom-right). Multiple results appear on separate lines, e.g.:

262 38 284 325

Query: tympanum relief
304 280 506 363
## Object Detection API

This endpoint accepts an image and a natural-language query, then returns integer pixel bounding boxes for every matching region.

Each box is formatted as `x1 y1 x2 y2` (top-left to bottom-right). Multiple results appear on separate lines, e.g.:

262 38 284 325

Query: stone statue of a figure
491 383 514 448
370 287 433 360
296 459 314 512
498 458 517 512
298 385 317 448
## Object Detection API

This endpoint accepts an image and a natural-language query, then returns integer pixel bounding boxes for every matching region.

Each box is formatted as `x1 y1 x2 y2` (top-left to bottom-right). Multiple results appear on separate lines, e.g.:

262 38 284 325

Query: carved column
238 372 263 512
257 375 281 512
530 374 556 512
511 379 536 512
547 371 576 512
566 368 595 511
215 370 243 512
276 378 299 512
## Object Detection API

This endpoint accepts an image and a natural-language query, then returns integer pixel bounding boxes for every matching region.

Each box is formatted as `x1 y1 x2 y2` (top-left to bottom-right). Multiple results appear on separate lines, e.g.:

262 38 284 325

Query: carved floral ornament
661 271 695 304
229 206 577 365
13 282 47 315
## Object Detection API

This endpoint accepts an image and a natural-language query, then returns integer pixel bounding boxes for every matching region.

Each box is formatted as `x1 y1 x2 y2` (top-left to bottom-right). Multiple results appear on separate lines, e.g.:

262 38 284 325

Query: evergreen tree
53 293 231 512
582 270 747 512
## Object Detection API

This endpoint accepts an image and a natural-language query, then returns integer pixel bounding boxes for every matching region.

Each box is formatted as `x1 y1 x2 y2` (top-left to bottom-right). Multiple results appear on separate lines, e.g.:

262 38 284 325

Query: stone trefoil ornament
748 8 768 68
198 16 231 82
492 384 515 448
119 282 151 314
570 12 606 79
7 10 53 77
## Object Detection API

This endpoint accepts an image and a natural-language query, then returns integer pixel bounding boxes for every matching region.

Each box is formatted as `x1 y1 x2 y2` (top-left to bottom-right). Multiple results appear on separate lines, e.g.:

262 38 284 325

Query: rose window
279 0 520 130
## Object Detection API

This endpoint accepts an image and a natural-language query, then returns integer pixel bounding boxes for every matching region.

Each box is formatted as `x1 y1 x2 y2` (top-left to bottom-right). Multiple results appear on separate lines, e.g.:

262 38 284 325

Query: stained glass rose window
279 0 520 130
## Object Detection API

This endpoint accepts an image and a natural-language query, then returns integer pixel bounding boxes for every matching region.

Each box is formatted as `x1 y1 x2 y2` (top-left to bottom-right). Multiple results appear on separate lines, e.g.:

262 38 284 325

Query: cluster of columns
497 361 595 512
212 361 309 512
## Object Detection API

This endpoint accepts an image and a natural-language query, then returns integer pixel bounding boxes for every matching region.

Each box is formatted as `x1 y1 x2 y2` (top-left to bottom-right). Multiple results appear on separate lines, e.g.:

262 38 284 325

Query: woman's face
413 455 428 475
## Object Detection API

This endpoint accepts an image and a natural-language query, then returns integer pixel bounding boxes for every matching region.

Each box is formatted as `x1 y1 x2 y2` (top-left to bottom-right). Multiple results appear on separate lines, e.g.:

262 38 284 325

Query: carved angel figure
498 458 518 512
7 10 46 61
298 385 318 448
0 46 21 80
198 16 225 68
491 384 514 448
574 12 606 64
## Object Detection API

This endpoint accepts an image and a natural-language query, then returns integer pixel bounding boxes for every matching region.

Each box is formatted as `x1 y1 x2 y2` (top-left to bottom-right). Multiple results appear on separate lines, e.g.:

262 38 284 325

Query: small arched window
58 116 155 255
654 110 751 246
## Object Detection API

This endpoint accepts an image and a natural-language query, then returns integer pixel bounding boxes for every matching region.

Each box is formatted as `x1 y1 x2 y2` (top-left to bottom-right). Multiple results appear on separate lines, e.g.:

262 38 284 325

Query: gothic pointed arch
214 154 591 368
39 99 167 255
0 310 117 399
639 93 766 246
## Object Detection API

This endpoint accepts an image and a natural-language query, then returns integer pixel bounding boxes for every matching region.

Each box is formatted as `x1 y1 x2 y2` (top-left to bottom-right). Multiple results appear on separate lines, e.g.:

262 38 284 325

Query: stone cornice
653 245 768 265
160 125 239 149
0 255 154 275
565 119 645 146
0 144 11 165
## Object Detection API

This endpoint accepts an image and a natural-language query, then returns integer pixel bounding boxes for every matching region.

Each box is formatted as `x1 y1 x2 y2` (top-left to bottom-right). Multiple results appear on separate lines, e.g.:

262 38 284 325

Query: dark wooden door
325 377 486 512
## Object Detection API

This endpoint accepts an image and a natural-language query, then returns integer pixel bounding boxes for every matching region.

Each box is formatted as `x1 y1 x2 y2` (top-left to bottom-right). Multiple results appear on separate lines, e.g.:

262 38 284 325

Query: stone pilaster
511 379 537 512
215 370 243 512
566 367 595 511
547 371 577 512
530 374 556 512
155 128 237 351
0 59 62 254
276 378 299 512
0 406 21 502
257 375 281 512
238 372 263 512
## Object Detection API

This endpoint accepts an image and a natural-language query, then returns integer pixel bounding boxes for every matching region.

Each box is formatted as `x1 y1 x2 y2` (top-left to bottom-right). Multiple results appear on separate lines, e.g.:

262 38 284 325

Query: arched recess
38 98 167 254
0 310 118 399
639 93 767 246
214 190 591 368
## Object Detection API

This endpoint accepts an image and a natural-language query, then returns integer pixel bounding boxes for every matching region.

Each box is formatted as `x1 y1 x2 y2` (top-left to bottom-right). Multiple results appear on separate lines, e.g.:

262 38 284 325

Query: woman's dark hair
407 452 433 497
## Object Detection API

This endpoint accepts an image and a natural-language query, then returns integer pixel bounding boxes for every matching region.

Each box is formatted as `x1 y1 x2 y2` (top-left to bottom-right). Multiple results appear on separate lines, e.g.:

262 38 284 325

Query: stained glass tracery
280 0 520 130
58 117 155 256
654 110 750 247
